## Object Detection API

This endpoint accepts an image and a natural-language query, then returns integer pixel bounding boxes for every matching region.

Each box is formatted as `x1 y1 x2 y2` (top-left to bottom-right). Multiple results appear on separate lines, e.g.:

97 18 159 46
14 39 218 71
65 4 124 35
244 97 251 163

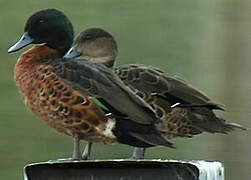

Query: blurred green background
1 0 250 179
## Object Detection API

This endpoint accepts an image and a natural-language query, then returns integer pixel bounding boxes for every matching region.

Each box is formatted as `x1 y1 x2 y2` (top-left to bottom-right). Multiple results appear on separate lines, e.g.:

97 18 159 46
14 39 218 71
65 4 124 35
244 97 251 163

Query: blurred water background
0 0 250 179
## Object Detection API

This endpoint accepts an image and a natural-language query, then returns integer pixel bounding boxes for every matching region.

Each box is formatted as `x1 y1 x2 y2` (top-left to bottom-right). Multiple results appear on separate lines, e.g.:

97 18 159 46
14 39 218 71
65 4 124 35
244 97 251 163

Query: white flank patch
95 118 116 138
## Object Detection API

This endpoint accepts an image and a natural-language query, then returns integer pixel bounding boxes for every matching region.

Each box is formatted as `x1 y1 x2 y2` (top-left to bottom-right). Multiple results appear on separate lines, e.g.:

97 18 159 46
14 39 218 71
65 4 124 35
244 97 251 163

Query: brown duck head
64 28 118 68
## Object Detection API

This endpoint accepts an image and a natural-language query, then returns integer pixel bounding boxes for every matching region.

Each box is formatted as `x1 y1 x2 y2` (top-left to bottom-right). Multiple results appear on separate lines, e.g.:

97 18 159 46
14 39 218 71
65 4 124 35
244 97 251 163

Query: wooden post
24 159 224 180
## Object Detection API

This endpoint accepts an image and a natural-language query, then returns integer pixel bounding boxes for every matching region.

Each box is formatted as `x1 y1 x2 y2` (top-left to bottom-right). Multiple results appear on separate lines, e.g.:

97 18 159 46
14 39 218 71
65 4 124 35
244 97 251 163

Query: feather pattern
114 64 246 138
14 45 116 143
49 58 161 125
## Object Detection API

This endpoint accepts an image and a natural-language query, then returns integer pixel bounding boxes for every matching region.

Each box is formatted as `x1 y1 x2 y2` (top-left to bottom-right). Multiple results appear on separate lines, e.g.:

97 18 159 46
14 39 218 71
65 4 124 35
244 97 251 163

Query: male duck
65 28 247 158
8 9 173 160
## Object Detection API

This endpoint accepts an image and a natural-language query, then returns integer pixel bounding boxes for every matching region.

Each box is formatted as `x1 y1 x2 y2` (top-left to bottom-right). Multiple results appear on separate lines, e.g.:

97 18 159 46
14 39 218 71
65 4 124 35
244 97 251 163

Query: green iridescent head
8 9 74 56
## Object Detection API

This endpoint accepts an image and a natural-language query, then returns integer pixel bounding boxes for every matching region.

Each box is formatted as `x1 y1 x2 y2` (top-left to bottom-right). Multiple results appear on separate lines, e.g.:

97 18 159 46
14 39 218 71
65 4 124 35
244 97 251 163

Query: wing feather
48 59 159 125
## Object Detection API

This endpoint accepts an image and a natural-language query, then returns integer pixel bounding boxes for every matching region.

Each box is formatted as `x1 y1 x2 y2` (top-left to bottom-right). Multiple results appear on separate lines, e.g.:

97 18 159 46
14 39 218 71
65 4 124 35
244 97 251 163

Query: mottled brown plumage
114 64 245 139
65 27 247 143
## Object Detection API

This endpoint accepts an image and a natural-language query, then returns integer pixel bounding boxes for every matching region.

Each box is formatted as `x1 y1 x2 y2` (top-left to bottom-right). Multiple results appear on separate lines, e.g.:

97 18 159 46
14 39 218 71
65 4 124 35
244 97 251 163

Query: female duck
8 9 172 160
65 28 247 158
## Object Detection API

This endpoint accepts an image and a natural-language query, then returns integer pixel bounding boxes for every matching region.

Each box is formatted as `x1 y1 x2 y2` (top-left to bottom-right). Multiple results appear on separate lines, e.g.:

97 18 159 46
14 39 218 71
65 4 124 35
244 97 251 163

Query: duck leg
132 147 146 159
72 136 82 160
82 142 92 160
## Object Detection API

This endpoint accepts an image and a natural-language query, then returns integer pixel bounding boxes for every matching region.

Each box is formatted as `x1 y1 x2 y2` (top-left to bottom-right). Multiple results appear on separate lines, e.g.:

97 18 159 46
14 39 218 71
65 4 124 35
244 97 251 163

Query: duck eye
84 35 92 40
38 19 46 25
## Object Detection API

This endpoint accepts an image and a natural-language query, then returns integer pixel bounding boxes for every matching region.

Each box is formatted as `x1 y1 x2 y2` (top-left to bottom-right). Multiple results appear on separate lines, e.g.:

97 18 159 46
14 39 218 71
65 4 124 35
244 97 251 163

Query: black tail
112 118 174 148
130 132 174 147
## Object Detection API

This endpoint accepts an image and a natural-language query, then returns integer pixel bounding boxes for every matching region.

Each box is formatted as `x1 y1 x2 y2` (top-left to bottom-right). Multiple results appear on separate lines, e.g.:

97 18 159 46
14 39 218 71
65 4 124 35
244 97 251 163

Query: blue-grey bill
8 32 34 53
63 46 81 58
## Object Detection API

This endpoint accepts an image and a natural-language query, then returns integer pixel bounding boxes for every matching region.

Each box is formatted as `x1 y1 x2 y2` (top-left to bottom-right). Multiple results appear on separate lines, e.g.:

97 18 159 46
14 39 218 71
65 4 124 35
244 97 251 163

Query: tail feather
113 118 175 148
218 120 248 132
194 117 248 134
130 132 174 148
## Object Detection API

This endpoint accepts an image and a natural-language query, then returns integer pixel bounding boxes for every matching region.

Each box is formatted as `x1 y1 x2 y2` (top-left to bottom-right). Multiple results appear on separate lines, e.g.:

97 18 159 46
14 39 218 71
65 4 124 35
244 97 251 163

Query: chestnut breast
14 45 116 143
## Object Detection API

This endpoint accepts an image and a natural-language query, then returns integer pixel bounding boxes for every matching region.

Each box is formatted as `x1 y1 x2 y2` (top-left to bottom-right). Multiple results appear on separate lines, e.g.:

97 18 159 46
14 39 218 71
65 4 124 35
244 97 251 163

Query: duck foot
82 142 92 160
72 136 82 160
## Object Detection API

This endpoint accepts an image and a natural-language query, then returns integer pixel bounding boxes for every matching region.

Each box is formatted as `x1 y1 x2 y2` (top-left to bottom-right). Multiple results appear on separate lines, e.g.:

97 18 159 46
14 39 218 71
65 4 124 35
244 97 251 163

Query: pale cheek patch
92 56 114 64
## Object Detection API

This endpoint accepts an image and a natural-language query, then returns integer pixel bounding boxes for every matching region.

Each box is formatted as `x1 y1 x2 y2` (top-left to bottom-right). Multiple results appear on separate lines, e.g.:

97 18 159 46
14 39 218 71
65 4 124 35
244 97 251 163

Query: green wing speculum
90 97 110 111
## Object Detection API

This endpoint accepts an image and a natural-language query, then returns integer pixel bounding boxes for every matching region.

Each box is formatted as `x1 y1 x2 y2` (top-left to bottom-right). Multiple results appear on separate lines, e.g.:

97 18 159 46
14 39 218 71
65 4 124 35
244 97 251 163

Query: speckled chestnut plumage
9 10 173 160
14 45 115 143
64 28 247 158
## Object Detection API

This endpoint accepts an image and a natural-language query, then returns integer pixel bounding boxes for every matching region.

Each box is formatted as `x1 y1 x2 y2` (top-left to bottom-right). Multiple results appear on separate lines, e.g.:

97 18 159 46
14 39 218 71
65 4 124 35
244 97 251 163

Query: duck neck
48 38 72 56
92 55 116 69
45 27 73 56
